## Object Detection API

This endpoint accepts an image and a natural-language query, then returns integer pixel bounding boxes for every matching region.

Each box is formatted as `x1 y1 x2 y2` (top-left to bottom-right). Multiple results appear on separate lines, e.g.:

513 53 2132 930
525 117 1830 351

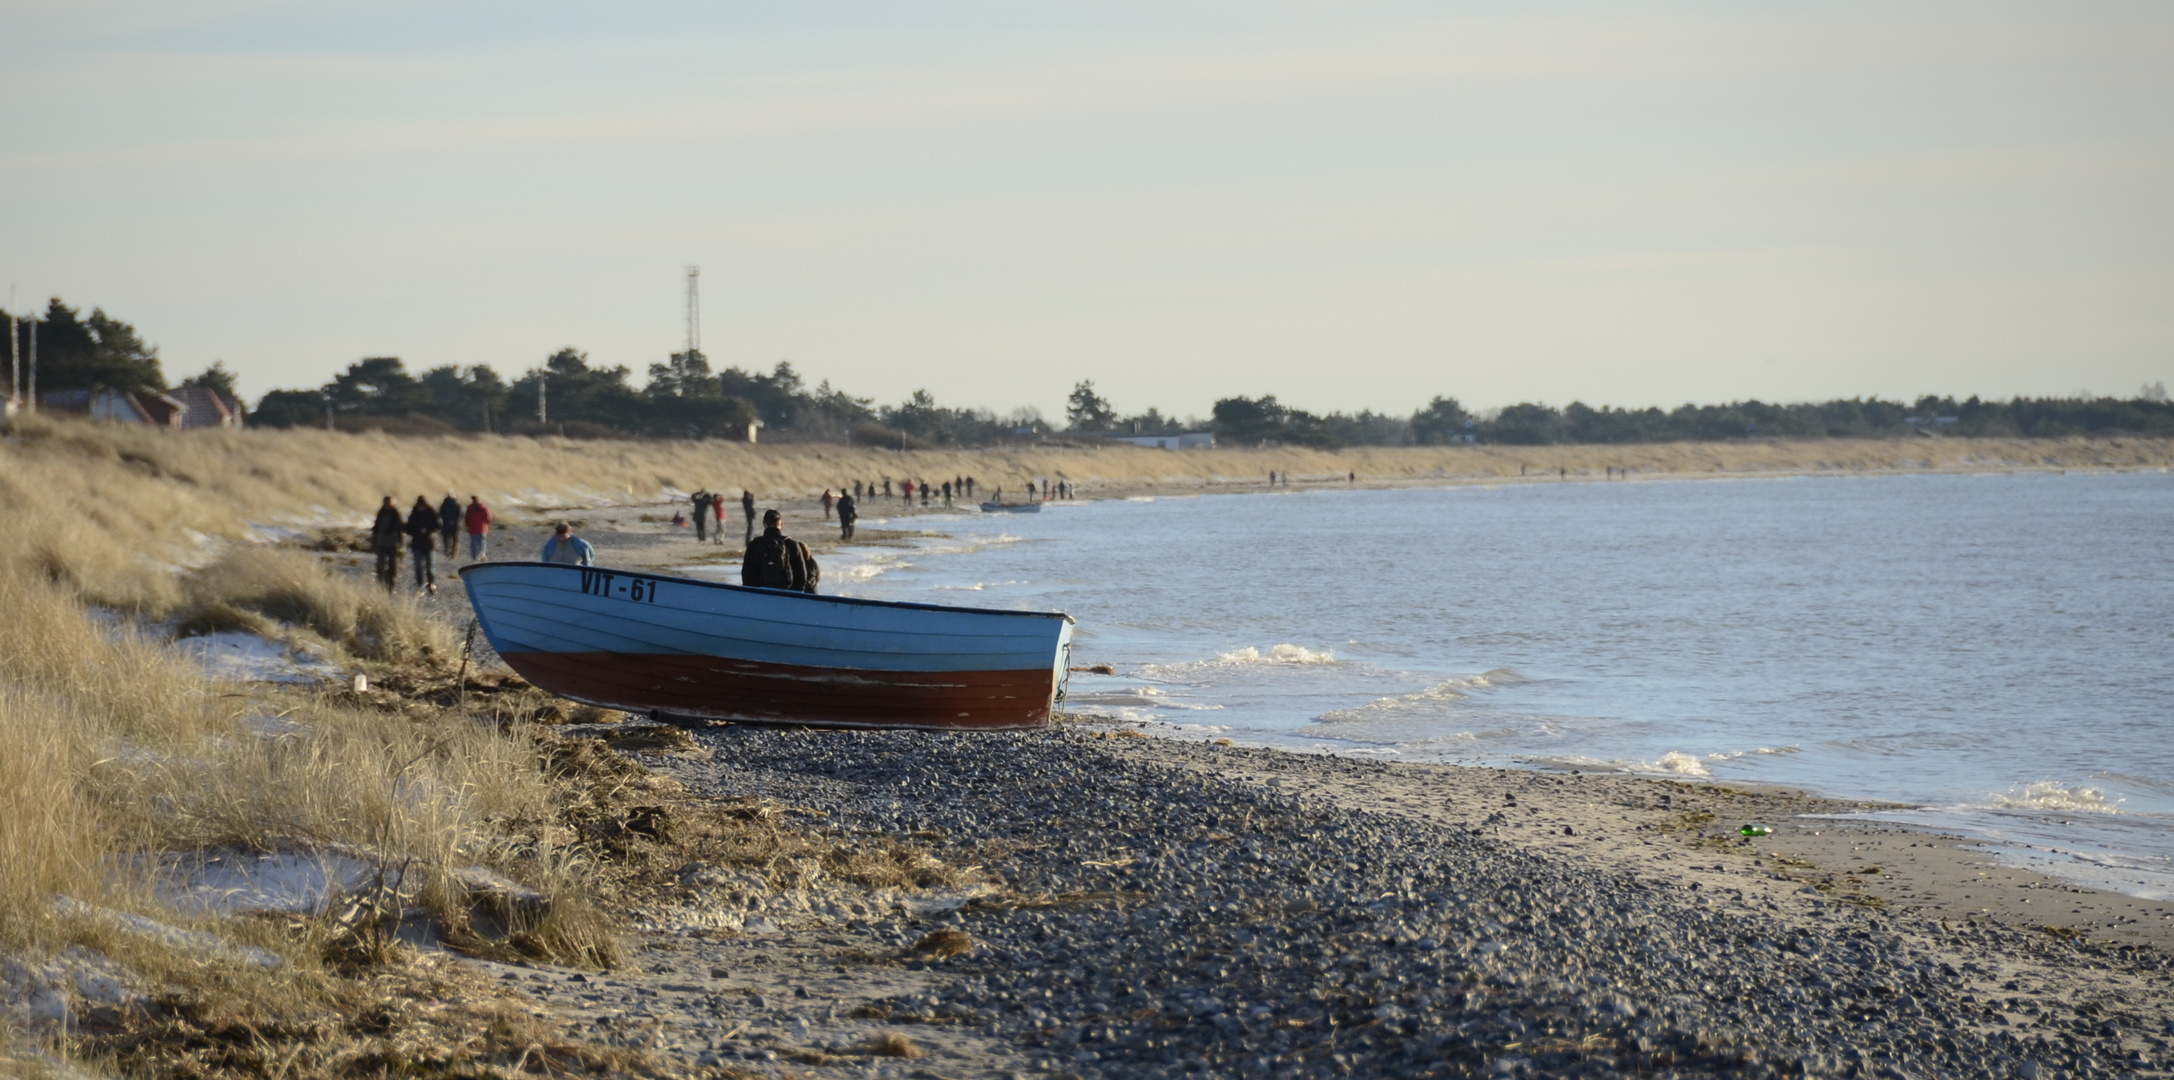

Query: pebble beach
476 722 2174 1079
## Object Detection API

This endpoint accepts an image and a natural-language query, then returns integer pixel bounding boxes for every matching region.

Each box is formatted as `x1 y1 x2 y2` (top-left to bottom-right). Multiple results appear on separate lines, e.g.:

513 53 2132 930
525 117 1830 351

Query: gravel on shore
509 724 2174 1080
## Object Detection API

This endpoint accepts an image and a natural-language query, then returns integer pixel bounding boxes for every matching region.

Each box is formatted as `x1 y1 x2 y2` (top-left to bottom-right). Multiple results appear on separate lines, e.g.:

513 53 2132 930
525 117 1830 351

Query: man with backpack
741 509 819 593
370 496 404 592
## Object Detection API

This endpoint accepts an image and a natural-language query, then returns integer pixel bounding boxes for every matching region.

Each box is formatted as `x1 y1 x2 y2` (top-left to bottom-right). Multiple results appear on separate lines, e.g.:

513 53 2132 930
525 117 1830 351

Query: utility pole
537 371 547 425
8 285 18 410
25 317 33 413
324 391 334 431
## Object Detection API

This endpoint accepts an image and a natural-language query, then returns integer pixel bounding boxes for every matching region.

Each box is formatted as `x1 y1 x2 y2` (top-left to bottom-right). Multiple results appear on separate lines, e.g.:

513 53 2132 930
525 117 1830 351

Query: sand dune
4 413 2167 609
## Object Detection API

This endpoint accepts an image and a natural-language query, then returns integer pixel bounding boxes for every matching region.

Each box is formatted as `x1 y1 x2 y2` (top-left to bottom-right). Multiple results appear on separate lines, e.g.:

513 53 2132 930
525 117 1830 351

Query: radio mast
684 265 700 358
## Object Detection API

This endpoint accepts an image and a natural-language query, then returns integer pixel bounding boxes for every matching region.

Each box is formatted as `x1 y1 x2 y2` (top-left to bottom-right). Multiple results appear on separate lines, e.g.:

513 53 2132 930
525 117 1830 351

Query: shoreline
420 489 2174 949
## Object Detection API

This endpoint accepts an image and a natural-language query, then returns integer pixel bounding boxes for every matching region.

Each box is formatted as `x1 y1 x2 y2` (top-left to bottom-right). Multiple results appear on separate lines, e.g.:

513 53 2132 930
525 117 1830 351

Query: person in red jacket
463 495 493 561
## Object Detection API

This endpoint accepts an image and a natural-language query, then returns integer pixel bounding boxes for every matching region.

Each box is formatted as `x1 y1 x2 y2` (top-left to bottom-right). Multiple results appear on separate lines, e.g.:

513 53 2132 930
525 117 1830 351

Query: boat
458 562 1073 730
980 500 1042 513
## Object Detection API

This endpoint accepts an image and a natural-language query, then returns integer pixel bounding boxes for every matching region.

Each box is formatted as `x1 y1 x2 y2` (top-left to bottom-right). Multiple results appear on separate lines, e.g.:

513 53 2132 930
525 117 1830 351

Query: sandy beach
394 499 2174 1079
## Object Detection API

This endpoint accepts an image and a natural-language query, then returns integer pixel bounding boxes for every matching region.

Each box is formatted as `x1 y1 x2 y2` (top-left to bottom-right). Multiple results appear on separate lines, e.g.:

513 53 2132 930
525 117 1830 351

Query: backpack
748 534 821 593
748 536 795 589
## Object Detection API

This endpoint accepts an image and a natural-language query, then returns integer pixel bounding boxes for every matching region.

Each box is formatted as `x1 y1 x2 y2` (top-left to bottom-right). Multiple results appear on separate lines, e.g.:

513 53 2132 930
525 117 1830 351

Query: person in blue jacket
540 523 596 566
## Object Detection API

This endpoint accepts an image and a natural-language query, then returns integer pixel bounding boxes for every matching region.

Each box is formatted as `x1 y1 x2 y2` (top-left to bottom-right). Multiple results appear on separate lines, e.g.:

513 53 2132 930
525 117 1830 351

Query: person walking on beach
463 495 492 560
691 490 711 543
403 496 441 594
941 480 952 508
901 478 913 503
837 492 857 540
370 496 403 591
821 488 835 520
741 509 818 593
965 476 975 498
437 494 461 559
541 523 595 566
740 490 756 544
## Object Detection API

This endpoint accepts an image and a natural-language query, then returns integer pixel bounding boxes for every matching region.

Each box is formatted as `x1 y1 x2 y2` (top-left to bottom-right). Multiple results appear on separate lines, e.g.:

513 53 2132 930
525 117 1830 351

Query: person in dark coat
437 494 462 559
837 493 857 540
741 509 818 593
691 490 711 543
370 496 404 592
740 489 757 544
403 496 441 593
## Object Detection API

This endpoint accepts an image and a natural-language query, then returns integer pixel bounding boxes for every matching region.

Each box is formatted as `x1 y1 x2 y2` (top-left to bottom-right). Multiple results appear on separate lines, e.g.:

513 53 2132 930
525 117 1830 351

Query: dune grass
174 548 455 666
0 563 626 1075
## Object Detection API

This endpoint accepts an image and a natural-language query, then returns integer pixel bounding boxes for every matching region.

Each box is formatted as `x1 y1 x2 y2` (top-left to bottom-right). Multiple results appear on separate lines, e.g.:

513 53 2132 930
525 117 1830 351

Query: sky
4 1 2171 418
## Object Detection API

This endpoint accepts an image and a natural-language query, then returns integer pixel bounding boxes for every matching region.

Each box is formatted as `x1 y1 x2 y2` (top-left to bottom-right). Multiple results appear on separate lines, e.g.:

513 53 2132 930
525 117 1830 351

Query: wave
1307 668 1524 725
1216 644 1338 665
1994 780 2126 815
1065 686 1224 711
1133 643 1341 680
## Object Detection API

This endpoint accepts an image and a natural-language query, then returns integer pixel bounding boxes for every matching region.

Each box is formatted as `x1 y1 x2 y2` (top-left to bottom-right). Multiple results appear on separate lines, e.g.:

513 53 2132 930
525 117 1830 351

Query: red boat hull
500 649 1060 730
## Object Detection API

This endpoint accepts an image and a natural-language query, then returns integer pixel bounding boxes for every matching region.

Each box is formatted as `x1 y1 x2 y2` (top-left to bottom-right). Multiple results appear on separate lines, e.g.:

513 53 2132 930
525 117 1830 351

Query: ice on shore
150 847 405 917
170 631 341 684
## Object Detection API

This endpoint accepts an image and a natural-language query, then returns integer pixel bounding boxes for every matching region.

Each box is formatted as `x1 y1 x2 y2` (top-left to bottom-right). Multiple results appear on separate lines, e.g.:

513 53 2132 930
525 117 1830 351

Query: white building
1107 432 1215 450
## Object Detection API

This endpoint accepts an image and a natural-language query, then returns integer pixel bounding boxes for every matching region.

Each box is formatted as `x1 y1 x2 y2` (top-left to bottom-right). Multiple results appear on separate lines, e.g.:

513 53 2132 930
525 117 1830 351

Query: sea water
822 472 2174 897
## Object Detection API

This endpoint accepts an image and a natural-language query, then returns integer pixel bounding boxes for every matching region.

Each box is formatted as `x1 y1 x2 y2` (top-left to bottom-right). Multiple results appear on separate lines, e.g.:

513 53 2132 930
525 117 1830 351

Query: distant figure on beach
742 509 818 594
941 480 952 508
883 478 892 497
403 496 440 594
821 488 835 519
837 493 857 540
370 496 403 591
901 478 914 502
965 476 975 498
852 481 862 499
464 495 492 561
1267 470 1276 486
691 490 711 542
437 494 461 558
541 523 595 566
1348 471 1355 483
740 490 756 544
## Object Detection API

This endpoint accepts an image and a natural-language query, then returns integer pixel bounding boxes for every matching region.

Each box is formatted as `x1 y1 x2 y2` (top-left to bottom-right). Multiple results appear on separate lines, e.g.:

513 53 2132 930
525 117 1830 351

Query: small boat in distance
980 500 1042 513
459 562 1073 730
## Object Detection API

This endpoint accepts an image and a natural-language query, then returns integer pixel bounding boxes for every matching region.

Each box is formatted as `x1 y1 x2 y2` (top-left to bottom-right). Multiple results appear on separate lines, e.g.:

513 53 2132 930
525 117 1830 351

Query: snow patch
171 632 341 684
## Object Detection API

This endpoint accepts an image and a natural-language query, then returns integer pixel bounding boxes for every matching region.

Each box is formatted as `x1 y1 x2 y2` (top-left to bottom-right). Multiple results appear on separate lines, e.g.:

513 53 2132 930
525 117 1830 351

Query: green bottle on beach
1740 822 1772 837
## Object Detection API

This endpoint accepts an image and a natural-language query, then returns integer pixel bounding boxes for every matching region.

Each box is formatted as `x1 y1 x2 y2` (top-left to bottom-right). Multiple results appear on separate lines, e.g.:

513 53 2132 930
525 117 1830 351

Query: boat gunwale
459 560 1076 625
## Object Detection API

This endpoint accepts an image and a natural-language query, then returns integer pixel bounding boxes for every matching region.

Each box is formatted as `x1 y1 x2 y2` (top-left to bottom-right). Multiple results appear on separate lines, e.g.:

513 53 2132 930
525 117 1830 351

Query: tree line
8 298 2172 446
